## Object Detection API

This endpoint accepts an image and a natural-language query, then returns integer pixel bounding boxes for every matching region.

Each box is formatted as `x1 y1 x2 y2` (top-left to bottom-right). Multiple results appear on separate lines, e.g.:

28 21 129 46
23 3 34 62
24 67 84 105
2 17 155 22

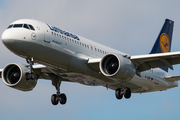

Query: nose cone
2 30 9 43
1 29 16 49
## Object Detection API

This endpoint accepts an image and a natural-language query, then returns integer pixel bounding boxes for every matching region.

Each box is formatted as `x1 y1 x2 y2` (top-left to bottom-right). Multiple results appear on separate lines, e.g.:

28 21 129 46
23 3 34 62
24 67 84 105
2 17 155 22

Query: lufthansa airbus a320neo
1 19 180 105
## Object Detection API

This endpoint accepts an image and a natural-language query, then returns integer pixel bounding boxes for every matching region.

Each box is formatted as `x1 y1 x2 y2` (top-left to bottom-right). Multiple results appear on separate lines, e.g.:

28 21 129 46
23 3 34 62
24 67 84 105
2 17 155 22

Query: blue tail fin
150 19 174 72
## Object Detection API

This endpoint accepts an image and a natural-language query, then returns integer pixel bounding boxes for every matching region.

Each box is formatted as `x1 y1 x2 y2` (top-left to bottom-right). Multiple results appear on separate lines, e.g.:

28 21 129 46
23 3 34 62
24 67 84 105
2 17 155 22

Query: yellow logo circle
160 33 170 53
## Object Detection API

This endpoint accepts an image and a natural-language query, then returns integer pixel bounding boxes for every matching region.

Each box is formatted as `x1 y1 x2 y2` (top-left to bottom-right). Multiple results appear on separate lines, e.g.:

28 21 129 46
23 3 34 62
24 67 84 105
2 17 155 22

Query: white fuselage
1 19 178 93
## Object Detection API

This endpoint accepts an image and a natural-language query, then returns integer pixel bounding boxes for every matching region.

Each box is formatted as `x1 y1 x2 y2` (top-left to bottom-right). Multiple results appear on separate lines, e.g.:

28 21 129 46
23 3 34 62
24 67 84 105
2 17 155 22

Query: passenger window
23 24 29 29
7 24 13 29
28 25 35 31
13 24 23 28
91 46 93 50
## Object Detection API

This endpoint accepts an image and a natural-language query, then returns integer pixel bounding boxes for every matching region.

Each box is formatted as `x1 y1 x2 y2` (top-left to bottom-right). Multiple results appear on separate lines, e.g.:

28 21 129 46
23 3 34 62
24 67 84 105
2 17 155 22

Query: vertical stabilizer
150 19 174 72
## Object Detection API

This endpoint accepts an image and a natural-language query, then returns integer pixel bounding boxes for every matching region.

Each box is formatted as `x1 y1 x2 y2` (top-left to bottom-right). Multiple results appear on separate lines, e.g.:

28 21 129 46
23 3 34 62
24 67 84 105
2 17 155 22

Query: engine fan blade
106 62 118 74
8 72 20 84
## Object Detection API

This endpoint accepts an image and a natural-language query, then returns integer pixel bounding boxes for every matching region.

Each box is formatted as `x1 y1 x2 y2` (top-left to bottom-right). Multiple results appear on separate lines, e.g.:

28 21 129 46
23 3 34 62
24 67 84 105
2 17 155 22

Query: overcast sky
0 0 180 120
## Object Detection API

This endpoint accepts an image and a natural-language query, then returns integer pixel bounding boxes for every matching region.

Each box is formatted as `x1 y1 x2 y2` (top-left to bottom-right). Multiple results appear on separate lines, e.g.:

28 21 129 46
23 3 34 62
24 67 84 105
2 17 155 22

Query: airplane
1 18 180 105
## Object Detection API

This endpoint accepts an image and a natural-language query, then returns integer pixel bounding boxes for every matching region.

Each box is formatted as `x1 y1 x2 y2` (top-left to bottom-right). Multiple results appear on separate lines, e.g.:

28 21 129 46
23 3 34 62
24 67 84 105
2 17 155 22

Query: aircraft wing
130 51 180 72
88 58 101 71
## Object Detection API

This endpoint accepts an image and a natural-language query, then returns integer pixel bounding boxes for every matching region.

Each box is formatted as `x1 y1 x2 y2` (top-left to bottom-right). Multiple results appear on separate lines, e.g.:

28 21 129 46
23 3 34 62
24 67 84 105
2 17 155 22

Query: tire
59 93 67 105
30 73 35 80
25 73 31 80
115 88 123 99
124 87 131 99
51 94 58 105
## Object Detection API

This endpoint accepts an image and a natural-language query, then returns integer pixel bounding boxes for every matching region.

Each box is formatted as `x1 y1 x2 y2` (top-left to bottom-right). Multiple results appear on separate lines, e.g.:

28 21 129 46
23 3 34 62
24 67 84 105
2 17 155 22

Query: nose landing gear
26 57 36 80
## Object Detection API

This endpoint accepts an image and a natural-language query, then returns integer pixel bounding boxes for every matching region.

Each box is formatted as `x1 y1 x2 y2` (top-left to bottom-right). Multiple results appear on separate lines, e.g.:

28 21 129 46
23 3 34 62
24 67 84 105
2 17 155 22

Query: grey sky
0 0 180 120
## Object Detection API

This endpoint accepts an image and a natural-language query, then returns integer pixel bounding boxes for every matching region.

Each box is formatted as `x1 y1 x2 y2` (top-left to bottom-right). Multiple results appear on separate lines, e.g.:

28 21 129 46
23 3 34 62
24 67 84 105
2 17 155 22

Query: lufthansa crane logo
31 32 37 40
160 33 170 53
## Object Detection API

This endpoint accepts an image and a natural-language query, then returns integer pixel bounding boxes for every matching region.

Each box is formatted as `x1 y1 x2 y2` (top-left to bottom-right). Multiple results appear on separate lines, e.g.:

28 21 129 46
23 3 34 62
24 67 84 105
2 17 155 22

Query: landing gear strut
115 82 131 99
26 57 36 80
50 74 67 105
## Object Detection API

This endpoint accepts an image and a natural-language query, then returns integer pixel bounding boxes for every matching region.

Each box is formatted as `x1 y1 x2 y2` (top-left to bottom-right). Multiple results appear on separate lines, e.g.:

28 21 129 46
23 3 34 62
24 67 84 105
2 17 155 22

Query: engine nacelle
2 63 37 91
100 54 136 82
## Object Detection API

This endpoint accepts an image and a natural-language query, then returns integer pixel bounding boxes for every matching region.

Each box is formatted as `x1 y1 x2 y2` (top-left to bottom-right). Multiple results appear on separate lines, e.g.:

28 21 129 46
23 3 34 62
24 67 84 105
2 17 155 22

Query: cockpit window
23 24 29 29
7 24 13 29
13 24 23 28
29 25 35 31
7 23 35 31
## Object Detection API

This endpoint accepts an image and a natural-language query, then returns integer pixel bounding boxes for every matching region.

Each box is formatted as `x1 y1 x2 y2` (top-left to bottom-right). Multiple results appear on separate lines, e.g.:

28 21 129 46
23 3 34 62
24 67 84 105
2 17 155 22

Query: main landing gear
115 82 131 99
50 74 67 105
26 58 36 80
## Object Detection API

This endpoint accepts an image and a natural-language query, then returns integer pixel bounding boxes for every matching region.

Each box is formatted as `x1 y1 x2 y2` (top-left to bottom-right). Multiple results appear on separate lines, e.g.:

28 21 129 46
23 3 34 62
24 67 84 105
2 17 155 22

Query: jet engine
2 63 37 91
99 54 136 82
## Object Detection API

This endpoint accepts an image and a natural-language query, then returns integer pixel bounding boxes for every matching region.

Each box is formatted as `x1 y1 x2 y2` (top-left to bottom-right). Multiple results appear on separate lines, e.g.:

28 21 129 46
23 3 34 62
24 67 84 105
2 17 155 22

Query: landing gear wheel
124 87 131 99
25 73 35 80
30 73 35 80
115 88 123 99
59 93 67 105
26 73 31 80
51 94 58 105
50 75 67 105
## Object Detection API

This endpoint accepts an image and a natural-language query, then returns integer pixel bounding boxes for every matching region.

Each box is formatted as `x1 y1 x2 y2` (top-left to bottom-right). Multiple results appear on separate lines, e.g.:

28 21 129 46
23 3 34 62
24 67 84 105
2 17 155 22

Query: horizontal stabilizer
165 76 180 81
